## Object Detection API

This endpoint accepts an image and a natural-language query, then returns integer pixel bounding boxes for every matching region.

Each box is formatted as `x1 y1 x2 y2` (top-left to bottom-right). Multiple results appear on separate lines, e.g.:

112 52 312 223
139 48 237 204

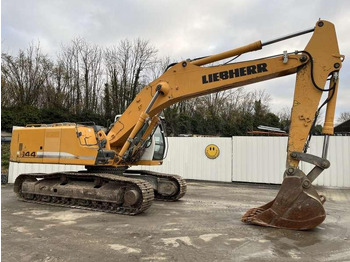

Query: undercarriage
14 169 187 215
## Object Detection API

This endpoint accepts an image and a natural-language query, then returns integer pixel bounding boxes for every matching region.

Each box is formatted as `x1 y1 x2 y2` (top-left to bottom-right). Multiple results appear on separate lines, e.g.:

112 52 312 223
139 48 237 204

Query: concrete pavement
2 181 350 262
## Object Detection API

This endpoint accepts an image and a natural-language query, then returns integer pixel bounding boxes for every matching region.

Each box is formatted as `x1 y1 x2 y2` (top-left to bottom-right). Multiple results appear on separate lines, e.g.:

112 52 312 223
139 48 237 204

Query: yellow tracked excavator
11 20 344 230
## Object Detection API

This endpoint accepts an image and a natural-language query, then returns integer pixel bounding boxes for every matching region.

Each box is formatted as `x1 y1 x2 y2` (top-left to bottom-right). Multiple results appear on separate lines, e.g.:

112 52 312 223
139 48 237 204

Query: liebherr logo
202 63 268 84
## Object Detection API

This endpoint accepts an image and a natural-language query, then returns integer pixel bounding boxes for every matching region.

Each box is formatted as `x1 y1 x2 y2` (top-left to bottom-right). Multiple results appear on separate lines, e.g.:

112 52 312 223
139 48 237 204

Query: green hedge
1 143 10 172
1 106 109 132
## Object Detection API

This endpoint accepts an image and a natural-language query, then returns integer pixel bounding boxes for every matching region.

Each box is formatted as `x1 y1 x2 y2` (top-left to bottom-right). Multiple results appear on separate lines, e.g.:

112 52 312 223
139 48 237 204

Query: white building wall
8 136 350 187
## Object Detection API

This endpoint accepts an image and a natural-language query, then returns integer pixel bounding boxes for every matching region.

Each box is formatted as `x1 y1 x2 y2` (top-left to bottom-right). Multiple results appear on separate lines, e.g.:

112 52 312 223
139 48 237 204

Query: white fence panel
7 136 349 187
8 162 85 183
300 136 350 187
232 137 288 184
231 136 350 187
132 137 232 182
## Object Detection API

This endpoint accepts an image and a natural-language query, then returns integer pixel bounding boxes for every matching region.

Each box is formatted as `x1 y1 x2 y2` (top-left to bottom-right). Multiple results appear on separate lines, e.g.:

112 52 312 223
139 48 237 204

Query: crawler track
14 172 154 215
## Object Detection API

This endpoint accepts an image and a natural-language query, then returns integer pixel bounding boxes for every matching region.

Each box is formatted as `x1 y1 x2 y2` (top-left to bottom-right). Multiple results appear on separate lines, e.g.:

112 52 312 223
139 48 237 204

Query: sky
1 0 350 122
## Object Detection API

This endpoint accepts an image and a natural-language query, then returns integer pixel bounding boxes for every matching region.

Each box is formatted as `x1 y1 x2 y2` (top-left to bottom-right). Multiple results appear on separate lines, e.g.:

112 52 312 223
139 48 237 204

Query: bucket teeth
242 169 326 230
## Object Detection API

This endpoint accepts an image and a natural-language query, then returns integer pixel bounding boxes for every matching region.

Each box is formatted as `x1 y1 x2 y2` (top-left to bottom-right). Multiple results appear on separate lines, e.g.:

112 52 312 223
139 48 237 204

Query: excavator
10 20 343 230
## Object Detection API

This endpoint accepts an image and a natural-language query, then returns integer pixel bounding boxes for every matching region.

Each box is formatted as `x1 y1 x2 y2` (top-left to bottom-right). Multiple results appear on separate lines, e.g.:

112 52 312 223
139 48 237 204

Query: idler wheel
158 181 178 196
124 189 140 206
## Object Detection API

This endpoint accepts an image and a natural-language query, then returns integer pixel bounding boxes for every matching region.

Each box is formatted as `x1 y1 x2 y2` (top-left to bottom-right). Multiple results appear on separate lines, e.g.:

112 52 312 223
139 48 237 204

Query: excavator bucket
242 168 326 230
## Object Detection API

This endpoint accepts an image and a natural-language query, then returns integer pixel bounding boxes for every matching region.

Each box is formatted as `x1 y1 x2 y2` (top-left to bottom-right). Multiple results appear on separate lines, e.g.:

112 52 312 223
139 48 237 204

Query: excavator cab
151 124 167 160
140 122 168 161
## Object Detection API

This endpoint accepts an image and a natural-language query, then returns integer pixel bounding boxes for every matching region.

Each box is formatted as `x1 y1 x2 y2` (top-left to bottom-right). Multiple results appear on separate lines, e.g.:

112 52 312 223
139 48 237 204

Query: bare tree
104 46 121 115
104 39 158 115
58 39 82 113
146 56 172 81
79 40 103 112
57 38 103 113
277 106 291 121
337 112 350 123
1 42 52 107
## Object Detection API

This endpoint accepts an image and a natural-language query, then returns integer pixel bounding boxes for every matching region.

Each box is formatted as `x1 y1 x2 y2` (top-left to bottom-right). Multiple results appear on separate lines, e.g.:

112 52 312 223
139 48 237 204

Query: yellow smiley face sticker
205 144 220 159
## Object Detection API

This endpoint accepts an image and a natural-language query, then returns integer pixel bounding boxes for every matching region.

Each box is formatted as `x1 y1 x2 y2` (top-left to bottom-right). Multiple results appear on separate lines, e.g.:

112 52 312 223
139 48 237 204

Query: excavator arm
106 20 343 229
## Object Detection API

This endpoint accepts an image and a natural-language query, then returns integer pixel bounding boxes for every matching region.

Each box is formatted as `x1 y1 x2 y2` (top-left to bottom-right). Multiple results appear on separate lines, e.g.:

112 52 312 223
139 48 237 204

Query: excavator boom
10 20 343 230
